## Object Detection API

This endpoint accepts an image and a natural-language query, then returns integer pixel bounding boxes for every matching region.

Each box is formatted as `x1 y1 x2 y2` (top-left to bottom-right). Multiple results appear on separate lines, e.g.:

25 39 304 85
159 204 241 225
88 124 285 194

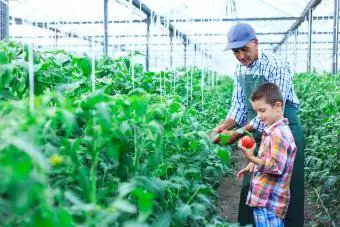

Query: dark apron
237 74 305 227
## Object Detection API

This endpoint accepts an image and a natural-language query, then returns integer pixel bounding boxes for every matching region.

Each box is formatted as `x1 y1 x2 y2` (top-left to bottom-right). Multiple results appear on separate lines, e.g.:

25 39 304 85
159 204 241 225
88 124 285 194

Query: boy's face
251 97 283 126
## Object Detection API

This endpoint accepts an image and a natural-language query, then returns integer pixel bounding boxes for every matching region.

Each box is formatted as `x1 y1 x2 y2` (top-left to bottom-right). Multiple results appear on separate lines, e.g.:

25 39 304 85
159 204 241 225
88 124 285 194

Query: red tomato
241 136 255 149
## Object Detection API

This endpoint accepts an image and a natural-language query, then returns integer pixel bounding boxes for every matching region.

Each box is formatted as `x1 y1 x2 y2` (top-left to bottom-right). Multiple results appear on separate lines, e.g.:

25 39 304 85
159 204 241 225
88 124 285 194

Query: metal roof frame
273 0 322 52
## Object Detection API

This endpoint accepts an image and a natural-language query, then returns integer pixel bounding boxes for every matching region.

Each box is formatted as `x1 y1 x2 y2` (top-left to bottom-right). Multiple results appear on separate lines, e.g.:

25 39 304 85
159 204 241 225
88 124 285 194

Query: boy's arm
238 132 288 175
237 140 264 165
256 132 288 175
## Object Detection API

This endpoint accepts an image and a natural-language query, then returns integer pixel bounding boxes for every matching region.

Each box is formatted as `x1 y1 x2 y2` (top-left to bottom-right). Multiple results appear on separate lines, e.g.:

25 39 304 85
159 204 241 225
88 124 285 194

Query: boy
237 82 297 227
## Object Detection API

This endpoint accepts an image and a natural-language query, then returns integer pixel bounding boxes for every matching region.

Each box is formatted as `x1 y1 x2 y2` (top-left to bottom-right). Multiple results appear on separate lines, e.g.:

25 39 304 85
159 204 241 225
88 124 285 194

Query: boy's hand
248 162 255 172
238 139 256 159
236 162 255 180
236 167 248 180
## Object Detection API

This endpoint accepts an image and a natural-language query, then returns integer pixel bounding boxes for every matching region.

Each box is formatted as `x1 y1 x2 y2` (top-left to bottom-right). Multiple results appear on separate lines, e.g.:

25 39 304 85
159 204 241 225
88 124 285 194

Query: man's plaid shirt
226 51 300 132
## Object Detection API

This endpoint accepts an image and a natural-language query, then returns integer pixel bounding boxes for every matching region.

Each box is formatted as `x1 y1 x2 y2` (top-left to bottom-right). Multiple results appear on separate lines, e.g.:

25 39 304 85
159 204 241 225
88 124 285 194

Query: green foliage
0 40 233 226
295 72 340 224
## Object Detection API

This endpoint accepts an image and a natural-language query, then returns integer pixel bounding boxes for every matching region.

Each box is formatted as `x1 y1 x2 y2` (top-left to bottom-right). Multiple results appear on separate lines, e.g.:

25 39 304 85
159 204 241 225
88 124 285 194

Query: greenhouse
0 0 339 226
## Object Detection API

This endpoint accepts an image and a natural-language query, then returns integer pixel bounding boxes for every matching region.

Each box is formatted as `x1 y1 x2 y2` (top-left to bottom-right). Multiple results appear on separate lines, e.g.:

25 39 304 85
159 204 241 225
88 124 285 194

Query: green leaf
55 208 75 227
132 188 154 221
0 51 9 64
107 143 120 164
217 148 230 166
81 94 110 110
120 121 131 135
10 137 49 171
118 182 135 198
219 133 231 146
131 97 147 117
147 121 163 137
54 53 69 66
32 211 54 227
176 203 192 223
169 101 181 113
189 140 200 150
79 56 92 77
113 199 137 214
151 213 171 227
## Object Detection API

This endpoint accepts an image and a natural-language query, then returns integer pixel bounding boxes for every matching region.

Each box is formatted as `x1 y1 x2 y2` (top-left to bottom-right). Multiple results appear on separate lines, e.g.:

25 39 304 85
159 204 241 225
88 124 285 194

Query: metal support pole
103 0 109 56
0 0 9 40
54 26 58 49
146 14 151 72
184 41 187 69
307 8 313 72
169 30 173 70
332 0 339 74
285 40 288 61
294 30 298 73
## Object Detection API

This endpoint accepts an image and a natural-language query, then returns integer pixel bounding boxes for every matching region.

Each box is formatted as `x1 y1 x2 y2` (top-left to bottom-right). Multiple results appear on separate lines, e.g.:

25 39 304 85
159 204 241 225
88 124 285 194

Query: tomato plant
295 72 340 225
0 40 232 226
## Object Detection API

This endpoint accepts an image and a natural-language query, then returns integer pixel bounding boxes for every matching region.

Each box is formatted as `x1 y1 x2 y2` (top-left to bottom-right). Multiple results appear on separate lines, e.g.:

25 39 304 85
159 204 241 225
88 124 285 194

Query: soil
217 150 326 226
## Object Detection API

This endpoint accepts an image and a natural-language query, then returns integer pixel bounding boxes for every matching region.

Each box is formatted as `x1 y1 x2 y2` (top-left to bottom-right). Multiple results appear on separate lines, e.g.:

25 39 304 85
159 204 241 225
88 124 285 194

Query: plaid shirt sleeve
248 116 266 132
268 62 294 109
226 71 247 126
257 131 287 175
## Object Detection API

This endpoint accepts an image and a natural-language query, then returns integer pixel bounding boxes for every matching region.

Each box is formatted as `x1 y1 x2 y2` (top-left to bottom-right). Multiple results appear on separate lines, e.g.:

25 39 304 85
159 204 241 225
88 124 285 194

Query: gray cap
225 23 257 50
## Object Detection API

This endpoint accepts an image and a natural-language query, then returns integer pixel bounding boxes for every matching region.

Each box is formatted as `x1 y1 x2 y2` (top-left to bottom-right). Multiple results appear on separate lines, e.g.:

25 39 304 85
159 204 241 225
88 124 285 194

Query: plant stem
133 126 140 174
186 187 200 205
314 187 336 227
90 148 99 204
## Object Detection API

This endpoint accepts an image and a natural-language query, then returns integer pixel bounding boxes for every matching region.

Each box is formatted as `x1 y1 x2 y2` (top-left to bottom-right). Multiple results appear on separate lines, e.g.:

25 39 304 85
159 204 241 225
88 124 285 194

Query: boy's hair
250 82 283 106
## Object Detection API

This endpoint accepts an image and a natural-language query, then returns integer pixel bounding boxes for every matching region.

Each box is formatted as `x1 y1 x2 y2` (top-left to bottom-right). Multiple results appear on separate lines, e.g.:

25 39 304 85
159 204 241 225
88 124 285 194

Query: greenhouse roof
5 0 339 74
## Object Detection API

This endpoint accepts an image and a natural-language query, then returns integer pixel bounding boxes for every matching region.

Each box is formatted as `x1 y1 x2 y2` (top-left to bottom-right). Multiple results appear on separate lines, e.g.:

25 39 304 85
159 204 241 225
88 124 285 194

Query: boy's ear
274 101 282 110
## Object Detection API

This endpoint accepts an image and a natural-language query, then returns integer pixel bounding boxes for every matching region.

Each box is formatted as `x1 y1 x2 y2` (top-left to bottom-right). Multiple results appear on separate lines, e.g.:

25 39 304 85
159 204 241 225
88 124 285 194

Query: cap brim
224 40 251 51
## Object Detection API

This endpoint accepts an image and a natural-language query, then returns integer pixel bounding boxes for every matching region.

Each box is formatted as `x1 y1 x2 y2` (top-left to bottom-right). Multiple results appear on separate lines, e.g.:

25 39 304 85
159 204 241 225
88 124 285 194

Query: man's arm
214 71 247 132
214 118 237 132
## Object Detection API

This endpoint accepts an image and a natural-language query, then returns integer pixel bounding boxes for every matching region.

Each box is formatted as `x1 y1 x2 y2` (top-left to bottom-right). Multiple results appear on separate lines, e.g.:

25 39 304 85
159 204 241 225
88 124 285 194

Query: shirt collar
263 118 289 136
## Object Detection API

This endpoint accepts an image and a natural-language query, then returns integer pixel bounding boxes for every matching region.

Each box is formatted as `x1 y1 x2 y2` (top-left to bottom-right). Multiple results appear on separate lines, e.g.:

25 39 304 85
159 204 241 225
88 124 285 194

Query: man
214 23 305 227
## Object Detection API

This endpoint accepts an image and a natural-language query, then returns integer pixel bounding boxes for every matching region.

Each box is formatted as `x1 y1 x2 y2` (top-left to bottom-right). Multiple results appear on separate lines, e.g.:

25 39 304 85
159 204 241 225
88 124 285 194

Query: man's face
232 39 259 67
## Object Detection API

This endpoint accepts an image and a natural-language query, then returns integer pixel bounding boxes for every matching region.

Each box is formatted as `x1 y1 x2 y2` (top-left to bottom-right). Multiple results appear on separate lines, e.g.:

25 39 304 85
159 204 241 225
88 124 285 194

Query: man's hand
213 118 237 133
213 124 225 133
